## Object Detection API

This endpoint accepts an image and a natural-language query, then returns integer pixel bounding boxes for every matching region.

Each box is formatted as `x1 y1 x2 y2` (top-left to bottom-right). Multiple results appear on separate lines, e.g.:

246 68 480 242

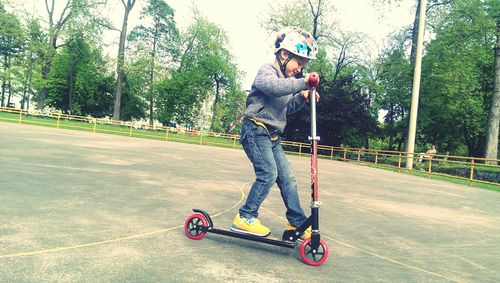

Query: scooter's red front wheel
299 238 329 266
184 213 208 240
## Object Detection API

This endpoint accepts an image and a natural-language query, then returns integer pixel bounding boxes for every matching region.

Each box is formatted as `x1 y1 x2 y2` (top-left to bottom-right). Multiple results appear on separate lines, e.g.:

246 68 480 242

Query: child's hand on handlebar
301 90 320 103
303 73 320 88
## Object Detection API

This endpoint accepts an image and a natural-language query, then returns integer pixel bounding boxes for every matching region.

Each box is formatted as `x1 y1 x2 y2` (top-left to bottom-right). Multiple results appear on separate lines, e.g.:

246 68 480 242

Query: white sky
22 0 416 89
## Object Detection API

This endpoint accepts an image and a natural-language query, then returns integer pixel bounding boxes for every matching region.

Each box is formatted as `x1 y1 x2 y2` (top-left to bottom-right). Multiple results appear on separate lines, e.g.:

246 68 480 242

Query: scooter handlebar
308 72 319 88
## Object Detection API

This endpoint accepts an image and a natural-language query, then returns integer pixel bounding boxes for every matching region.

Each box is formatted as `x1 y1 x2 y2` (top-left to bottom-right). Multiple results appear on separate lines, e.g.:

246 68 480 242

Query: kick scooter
184 72 329 266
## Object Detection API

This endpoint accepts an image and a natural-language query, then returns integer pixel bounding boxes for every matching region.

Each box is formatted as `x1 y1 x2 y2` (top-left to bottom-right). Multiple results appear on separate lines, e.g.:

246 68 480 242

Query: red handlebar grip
308 72 319 88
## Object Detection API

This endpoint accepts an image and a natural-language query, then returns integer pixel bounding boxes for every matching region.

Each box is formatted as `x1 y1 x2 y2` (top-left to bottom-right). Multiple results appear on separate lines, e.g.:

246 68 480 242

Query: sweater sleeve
253 65 307 97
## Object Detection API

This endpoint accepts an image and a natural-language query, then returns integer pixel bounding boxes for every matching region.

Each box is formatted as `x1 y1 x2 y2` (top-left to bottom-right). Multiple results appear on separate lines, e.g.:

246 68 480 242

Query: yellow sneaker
230 213 271 237
285 223 312 240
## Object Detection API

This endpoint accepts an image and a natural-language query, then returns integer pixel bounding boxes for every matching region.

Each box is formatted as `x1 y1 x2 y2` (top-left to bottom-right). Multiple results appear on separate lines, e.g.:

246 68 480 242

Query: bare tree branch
427 1 452 13
307 0 316 16
54 42 68 49
45 0 54 25
55 0 72 29
307 0 321 39
45 0 53 15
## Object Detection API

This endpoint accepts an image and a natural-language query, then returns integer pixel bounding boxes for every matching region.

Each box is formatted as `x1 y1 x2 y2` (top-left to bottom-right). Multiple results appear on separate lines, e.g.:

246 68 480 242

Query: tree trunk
38 22 57 109
113 1 136 121
388 134 394 151
1 85 5 108
148 23 158 127
210 77 221 131
386 104 395 151
38 64 51 109
21 59 33 110
397 139 403 152
1 53 6 107
463 124 483 157
68 65 76 113
25 54 34 109
114 67 125 120
398 106 407 152
485 22 500 164
68 48 77 113
364 135 369 149
6 45 12 107
1 80 6 107
113 11 129 121
6 78 12 107
38 36 56 110
309 0 320 40
21 79 27 109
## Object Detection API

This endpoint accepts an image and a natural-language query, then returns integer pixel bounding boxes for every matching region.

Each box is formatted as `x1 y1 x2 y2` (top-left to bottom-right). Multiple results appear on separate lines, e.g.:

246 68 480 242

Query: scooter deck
207 227 296 249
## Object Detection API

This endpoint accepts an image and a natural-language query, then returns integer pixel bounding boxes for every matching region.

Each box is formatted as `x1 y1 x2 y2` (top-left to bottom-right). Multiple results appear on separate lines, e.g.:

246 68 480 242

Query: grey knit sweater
244 62 308 137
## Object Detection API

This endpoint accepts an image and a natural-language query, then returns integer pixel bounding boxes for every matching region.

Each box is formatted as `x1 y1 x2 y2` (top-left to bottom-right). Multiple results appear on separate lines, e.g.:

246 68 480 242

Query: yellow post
398 153 402 172
299 144 302 156
330 147 334 160
93 118 97 132
357 149 361 162
375 151 379 165
165 128 169 141
129 125 133 137
343 148 347 161
18 109 23 123
469 158 475 186
199 131 203 145
56 113 61 128
428 159 432 179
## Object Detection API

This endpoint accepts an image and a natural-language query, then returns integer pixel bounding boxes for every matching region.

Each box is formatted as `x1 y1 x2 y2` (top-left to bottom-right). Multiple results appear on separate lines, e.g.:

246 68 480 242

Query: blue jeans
239 119 307 227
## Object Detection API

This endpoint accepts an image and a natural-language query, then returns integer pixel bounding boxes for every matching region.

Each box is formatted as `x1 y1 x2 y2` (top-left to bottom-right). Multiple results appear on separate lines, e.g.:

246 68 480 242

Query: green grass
1 110 498 191
0 110 241 150
362 163 500 192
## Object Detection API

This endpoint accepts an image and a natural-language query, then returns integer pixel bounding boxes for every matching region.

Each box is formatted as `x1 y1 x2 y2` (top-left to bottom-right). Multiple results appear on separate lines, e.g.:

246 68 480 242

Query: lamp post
406 0 427 170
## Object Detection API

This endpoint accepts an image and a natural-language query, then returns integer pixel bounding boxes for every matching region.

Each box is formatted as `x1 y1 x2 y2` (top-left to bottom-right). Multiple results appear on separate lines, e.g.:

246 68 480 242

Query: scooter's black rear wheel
299 238 329 266
184 213 208 240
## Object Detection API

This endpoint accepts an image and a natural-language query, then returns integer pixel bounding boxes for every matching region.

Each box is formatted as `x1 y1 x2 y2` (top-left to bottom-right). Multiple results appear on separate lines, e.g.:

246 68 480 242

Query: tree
262 0 336 41
37 0 106 110
120 71 148 121
183 17 238 131
156 15 240 130
419 0 497 157
20 19 46 110
46 32 114 117
0 4 24 107
371 0 452 72
128 0 179 126
116 48 149 121
376 31 412 151
112 0 136 121
372 0 452 153
212 88 247 133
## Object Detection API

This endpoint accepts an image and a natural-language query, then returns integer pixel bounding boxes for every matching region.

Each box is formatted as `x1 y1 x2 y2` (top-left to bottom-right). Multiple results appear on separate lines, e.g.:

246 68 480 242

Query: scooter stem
308 73 319 140
308 72 319 203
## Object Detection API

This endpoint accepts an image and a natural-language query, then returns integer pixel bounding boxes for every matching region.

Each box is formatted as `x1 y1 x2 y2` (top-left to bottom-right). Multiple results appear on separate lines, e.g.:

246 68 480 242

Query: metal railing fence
1 107 498 187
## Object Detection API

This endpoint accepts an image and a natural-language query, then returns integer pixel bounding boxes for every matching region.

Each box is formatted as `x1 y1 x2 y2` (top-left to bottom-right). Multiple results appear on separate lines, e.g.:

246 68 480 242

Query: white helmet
274 27 318 60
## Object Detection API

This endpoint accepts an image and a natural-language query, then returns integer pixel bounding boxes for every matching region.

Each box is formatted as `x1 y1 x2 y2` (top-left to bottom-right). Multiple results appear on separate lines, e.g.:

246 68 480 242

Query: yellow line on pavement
260 206 461 283
0 181 248 260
